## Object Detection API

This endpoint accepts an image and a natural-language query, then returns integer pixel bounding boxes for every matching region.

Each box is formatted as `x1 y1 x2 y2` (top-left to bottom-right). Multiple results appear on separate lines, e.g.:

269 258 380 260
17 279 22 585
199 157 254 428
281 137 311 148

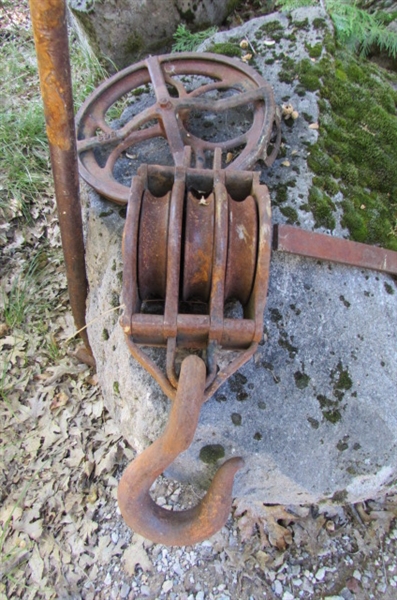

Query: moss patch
207 42 240 57
199 444 225 464
256 20 284 43
305 49 397 250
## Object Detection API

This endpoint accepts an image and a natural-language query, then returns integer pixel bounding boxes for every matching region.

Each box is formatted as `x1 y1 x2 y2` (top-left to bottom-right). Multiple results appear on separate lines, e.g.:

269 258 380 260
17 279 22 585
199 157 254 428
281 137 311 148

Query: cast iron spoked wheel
76 52 279 204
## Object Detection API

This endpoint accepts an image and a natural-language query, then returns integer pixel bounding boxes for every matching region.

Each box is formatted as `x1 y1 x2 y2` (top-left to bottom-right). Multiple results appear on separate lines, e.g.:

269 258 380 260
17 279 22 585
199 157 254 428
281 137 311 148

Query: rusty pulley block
120 147 272 403
76 52 397 546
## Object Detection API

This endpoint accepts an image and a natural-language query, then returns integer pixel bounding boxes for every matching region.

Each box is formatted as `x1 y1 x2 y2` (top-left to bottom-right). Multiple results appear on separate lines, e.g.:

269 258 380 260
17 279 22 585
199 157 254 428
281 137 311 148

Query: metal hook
117 355 244 546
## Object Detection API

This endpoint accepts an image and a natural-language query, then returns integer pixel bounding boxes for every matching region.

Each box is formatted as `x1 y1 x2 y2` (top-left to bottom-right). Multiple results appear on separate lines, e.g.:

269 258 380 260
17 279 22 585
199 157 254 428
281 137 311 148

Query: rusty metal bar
274 224 397 276
117 355 244 546
29 0 92 355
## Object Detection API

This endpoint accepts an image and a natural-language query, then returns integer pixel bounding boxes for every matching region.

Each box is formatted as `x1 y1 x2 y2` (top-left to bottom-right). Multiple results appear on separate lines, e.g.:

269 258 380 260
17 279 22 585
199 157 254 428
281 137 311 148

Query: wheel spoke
176 86 269 113
77 105 158 154
105 124 164 173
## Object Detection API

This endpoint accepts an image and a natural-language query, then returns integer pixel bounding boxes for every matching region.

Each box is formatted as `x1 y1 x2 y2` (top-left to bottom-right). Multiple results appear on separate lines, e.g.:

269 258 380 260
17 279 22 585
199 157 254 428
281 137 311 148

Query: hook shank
118 355 244 546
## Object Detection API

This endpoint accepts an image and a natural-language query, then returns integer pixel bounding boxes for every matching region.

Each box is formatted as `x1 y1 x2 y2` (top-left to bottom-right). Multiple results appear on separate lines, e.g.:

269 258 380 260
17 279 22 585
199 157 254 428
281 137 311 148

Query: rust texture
118 354 244 546
274 224 397 276
76 52 281 204
29 0 92 354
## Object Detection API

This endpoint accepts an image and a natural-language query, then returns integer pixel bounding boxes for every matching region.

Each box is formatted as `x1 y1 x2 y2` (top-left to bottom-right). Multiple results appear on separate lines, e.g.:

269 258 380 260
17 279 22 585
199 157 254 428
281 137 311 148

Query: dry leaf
309 122 319 129
28 546 44 585
281 160 290 167
0 322 9 337
234 500 298 549
50 390 69 411
122 535 153 574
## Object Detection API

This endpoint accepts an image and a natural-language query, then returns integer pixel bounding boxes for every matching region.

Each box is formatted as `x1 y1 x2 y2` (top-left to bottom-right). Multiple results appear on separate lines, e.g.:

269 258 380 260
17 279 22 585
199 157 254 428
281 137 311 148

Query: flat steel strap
274 224 397 276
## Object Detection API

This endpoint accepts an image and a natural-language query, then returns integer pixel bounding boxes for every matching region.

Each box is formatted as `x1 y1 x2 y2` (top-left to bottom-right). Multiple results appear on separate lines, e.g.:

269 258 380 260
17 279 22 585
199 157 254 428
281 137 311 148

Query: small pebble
282 592 294 600
120 583 130 599
273 580 283 596
315 567 326 581
162 580 173 594
104 573 112 586
353 569 361 581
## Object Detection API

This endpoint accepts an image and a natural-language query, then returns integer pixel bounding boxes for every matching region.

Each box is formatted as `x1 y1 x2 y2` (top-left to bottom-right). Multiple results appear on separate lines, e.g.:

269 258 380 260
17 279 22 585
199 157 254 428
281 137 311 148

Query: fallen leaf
309 122 319 129
28 546 44 585
50 390 69 411
234 500 298 549
122 535 153 574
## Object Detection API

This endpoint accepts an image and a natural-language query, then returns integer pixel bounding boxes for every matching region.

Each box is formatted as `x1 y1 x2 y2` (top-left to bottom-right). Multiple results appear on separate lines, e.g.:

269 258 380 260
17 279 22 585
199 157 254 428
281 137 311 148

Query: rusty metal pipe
118 355 244 546
29 0 92 354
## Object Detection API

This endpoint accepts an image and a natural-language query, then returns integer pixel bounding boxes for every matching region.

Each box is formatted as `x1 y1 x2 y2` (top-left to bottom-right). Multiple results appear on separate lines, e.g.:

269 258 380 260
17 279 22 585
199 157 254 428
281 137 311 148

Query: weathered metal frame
120 148 273 401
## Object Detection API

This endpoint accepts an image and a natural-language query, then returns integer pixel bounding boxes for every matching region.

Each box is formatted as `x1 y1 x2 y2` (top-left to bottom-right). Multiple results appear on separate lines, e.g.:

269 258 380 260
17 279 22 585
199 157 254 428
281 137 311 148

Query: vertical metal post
29 0 92 355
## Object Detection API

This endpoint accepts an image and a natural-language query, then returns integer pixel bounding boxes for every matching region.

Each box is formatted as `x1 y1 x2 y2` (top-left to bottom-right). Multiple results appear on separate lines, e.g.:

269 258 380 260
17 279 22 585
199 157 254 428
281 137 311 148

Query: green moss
305 42 323 59
308 187 336 230
113 381 120 394
102 328 109 341
275 184 288 205
231 412 242 426
280 205 299 224
207 42 240 57
292 18 309 30
313 17 327 30
305 49 397 249
294 370 310 389
279 56 297 84
199 444 225 464
298 58 322 91
333 362 353 392
308 417 319 429
258 20 284 43
323 409 342 423
317 393 343 424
